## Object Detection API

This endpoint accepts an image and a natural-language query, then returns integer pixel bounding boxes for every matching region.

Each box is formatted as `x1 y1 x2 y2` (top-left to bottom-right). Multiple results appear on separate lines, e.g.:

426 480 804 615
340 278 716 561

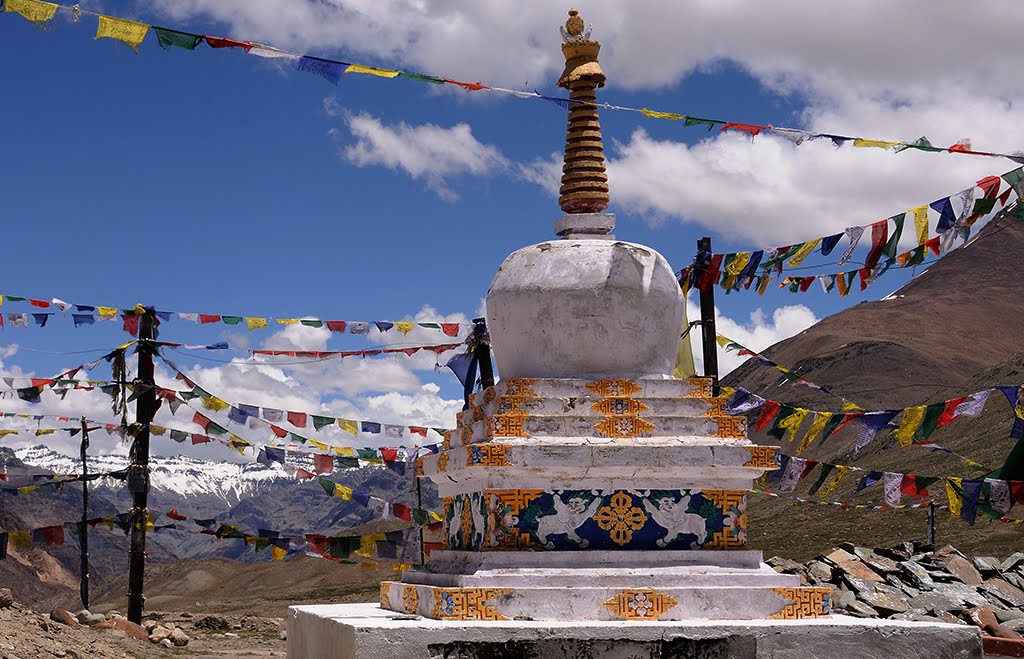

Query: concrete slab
287 602 983 659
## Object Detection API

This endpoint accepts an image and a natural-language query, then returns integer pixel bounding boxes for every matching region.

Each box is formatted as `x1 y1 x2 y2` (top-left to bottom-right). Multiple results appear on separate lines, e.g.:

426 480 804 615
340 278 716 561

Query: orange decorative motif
686 378 714 399
380 582 392 608
431 588 513 620
594 416 656 438
742 445 779 469
402 585 419 615
601 589 679 620
593 491 647 545
591 398 649 416
703 397 747 438
768 588 831 619
586 379 642 397
702 490 747 549
504 378 539 397
436 450 450 472
487 414 528 438
466 443 512 467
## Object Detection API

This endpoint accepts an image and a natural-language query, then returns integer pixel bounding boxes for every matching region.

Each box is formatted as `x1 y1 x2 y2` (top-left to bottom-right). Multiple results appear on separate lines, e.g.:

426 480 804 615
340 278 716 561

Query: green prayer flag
336 457 359 469
972 198 996 215
222 316 243 325
398 71 444 84
170 430 188 443
154 27 202 50
312 415 334 431
206 422 227 436
818 414 848 446
300 320 323 328
411 509 430 525
289 432 306 444
418 323 440 329
765 405 796 441
895 136 943 153
318 477 336 496
905 245 926 267
357 448 378 460
808 464 836 495
882 214 905 258
192 518 216 528
684 116 721 131
5 296 25 302
914 402 946 441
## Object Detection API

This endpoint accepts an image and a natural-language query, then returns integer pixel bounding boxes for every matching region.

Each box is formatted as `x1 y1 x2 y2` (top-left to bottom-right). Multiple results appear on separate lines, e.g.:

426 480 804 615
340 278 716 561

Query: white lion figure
447 496 464 546
642 495 707 548
536 495 602 548
469 494 486 547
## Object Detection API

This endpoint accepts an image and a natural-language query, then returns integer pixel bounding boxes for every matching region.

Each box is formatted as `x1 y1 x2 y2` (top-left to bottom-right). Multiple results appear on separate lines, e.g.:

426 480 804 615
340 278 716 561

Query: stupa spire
557 8 610 215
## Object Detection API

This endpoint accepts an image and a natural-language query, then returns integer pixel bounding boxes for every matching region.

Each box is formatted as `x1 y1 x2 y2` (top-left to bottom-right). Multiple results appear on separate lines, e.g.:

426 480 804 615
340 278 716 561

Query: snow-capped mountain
12 445 286 508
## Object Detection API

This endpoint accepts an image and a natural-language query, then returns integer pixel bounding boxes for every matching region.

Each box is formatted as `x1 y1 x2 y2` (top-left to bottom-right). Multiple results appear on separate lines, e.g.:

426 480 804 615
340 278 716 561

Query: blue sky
1 0 1021 460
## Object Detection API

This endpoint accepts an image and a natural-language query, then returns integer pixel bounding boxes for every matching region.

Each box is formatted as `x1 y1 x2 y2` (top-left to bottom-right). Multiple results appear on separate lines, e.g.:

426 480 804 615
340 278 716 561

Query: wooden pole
79 417 89 610
127 310 157 624
472 318 495 390
697 237 719 395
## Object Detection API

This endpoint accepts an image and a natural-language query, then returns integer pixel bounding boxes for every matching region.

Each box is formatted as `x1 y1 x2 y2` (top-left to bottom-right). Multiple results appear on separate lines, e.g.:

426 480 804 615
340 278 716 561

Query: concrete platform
287 602 983 659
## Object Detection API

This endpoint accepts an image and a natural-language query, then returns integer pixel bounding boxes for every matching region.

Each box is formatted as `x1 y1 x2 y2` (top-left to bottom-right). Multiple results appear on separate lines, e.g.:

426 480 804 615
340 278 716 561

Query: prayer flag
203 35 253 50
819 465 851 497
786 239 821 267
945 478 963 517
345 64 399 78
883 472 902 506
893 406 925 447
154 27 202 50
246 317 268 330
312 415 334 431
395 322 415 335
853 470 883 494
641 108 685 120
864 221 888 270
5 0 57 24
298 56 347 84
249 43 298 60
836 226 864 267
338 419 359 436
287 411 307 428
911 205 929 244
95 16 150 52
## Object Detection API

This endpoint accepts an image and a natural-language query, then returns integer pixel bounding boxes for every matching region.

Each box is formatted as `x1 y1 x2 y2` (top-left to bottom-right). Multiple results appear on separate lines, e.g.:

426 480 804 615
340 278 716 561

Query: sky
0 0 1022 462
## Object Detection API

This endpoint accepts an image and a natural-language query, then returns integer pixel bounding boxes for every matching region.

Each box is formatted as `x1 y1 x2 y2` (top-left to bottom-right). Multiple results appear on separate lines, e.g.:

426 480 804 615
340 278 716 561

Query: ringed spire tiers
557 9 610 216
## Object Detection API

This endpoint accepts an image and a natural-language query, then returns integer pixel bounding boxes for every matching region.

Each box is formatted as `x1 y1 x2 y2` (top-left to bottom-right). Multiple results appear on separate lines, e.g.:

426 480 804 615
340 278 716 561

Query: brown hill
723 213 1024 560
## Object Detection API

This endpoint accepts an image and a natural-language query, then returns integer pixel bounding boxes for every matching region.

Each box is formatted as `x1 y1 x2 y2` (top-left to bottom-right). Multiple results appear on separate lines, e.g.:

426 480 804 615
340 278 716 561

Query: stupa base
287 602 982 659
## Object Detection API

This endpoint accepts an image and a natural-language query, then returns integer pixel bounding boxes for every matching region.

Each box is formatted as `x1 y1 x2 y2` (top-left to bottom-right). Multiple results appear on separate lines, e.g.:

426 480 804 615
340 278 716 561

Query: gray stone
909 591 963 614
932 582 991 608
980 578 1024 608
839 559 885 584
938 611 967 626
890 610 942 623
855 548 900 574
860 584 911 615
1006 618 1024 633
169 627 190 647
766 556 805 575
835 588 856 609
845 600 880 617
83 614 104 626
941 555 983 586
0 588 12 609
899 561 935 591
972 556 1001 575
996 608 1024 623
142 620 160 633
930 545 961 560
148 625 172 643
823 548 858 566
885 573 920 598
843 574 874 595
49 609 77 626
1000 552 1024 573
876 545 912 561
807 560 833 584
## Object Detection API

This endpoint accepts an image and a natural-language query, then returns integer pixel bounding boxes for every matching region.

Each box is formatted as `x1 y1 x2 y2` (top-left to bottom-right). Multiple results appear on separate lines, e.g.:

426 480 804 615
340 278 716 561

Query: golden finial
565 9 584 37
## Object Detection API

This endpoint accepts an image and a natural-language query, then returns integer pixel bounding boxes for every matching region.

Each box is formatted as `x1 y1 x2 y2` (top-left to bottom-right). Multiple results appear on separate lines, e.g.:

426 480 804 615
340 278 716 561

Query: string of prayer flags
250 342 463 360
318 476 443 524
7 2 1024 167
716 333 839 399
680 168 1024 297
95 15 149 51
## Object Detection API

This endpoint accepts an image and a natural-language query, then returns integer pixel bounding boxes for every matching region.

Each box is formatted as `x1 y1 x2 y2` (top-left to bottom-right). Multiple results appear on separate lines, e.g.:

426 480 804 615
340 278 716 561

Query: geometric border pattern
767 587 832 619
601 588 679 620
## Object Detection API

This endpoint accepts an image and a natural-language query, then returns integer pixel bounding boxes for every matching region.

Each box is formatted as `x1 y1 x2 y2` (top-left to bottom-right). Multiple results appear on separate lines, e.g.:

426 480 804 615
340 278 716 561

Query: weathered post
127 310 157 623
697 237 719 394
79 417 90 610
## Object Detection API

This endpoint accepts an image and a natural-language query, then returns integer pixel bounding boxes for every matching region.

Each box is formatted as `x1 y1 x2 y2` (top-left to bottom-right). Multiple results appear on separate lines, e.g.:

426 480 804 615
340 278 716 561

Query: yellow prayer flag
778 408 809 444
797 412 831 455
893 406 925 447
786 239 821 267
150 425 166 436
392 562 413 572
911 205 929 244
757 276 771 295
840 402 864 412
98 306 118 319
276 319 299 325
0 295 3 306
338 418 359 436
335 484 353 500
641 108 685 120
272 545 287 561
35 429 55 436
344 64 400 78
95 15 150 52
428 511 444 522
715 335 733 348
719 386 736 399
355 535 376 557
333 446 356 458
0 430 19 438
819 465 851 497
359 562 379 571
246 317 268 330
309 439 329 451
201 396 229 412
395 322 415 335
720 275 736 290
725 252 751 276
9 530 31 551
674 316 696 379
945 478 963 517
19 485 41 494
852 139 901 150
5 0 57 24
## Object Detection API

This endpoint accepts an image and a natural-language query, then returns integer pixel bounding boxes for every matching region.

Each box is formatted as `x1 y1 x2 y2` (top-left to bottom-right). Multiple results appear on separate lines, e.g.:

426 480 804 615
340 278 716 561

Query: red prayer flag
380 448 398 462
29 299 50 308
199 314 221 324
798 277 814 292
29 378 53 388
294 468 315 481
287 411 307 428
864 221 888 270
799 460 819 479
697 254 724 292
977 175 1002 199
409 426 427 437
192 411 211 431
858 267 871 290
38 525 64 546
900 474 928 498
167 509 188 521
392 503 412 522
203 35 253 50
937 396 969 428
441 323 460 337
1010 480 1024 504
754 400 781 432
269 424 289 438
924 236 941 256
313 454 334 475
443 78 489 91
122 314 139 337
325 321 347 333
721 122 767 136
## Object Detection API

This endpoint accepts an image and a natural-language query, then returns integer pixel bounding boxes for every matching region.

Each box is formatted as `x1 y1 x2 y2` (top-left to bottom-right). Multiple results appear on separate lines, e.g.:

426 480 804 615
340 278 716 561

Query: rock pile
769 542 1024 637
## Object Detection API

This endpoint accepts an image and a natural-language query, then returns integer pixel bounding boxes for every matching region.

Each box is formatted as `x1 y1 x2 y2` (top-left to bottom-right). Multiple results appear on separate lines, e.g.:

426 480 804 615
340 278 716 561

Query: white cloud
342 112 509 201
685 294 819 377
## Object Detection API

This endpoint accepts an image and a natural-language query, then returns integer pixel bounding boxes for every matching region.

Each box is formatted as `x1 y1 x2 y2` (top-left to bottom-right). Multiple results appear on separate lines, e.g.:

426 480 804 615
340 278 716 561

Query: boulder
142 620 160 633
996 609 1024 623
823 548 858 566
875 545 912 561
1000 552 1024 573
963 606 1024 641
938 611 967 626
148 626 172 644
973 556 1002 575
909 591 962 614
941 555 983 586
980 578 1024 608
767 556 805 575
854 548 900 574
884 573 920 598
74 610 91 624
807 560 833 584
1006 619 1024 633
169 627 190 647
838 559 884 584
898 561 935 591
859 583 911 616
83 614 105 626
159 639 174 649
931 582 992 609
49 609 78 626
845 600 878 618
0 588 12 609
95 617 149 642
